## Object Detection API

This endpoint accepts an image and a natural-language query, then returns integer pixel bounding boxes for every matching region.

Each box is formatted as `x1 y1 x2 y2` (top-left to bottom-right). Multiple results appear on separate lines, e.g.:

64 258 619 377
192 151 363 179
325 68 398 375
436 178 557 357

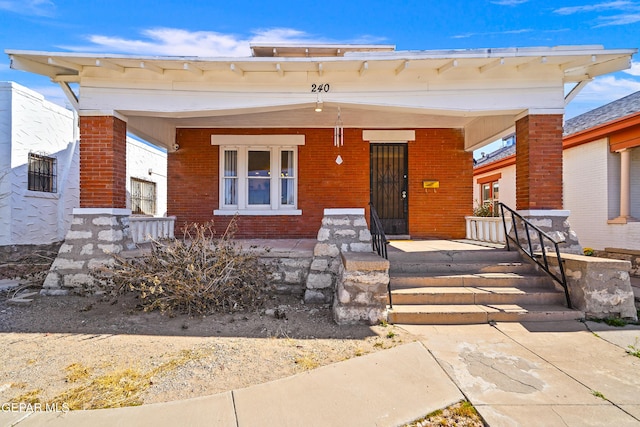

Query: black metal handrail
369 203 392 308
499 203 572 309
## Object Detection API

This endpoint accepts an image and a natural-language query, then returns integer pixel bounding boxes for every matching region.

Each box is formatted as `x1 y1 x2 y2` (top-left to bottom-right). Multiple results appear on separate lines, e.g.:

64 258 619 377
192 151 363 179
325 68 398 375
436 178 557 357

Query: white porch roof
6 44 636 151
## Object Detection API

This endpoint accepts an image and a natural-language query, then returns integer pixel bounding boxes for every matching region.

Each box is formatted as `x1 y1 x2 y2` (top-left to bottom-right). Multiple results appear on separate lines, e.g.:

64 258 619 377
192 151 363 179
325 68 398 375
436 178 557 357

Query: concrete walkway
2 320 640 426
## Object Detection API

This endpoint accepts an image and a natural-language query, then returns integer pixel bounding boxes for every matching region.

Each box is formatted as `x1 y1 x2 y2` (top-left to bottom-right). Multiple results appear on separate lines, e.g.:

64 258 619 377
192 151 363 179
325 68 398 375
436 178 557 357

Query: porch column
515 114 563 210
513 113 582 254
609 148 636 223
42 115 134 295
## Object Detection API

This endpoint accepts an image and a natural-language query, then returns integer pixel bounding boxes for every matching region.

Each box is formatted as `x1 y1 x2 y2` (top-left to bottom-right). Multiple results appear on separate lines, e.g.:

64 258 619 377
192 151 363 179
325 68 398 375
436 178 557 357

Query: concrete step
391 286 566 306
389 261 538 275
387 249 521 264
388 304 583 325
390 272 553 289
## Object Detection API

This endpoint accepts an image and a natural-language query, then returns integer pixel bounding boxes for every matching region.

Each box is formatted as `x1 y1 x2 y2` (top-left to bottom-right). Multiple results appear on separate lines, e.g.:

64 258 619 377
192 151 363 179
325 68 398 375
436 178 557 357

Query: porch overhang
6 45 636 150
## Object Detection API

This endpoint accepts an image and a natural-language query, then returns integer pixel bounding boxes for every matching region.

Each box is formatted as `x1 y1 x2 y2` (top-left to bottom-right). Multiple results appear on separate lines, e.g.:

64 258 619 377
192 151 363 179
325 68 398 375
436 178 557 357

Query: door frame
369 142 409 236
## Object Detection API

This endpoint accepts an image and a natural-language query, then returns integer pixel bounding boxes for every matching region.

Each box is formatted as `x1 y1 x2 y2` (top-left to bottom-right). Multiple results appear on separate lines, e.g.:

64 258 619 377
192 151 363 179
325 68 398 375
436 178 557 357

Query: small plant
472 200 499 217
583 247 594 256
603 317 627 327
592 390 606 400
627 339 640 359
386 330 396 339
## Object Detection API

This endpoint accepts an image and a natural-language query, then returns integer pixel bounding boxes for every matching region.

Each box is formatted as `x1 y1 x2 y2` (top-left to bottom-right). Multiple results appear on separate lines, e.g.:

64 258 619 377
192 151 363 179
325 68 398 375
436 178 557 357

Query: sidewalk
2 320 640 426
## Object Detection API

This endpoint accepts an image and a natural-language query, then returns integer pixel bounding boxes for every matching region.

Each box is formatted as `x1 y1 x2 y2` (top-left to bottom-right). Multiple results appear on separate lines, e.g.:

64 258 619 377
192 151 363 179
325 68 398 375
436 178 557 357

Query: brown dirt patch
0 290 413 408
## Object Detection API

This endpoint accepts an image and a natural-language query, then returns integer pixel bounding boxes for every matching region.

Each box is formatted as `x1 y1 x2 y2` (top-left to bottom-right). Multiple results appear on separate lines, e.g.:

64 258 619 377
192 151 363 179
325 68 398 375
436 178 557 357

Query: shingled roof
564 91 640 136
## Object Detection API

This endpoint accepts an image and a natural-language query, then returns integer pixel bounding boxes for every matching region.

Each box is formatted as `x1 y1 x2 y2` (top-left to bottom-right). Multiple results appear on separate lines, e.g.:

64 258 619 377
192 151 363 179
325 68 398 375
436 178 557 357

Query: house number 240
311 83 330 93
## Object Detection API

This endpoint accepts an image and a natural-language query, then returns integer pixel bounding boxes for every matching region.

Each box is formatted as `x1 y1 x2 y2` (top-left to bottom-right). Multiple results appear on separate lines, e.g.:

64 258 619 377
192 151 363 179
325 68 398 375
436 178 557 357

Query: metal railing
499 203 572 309
369 203 392 308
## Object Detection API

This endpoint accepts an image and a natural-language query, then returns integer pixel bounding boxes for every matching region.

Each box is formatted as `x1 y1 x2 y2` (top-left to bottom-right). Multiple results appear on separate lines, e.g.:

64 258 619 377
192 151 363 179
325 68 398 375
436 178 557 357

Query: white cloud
566 74 640 117
594 12 640 25
0 0 55 17
490 0 528 5
554 1 636 15
453 28 532 39
61 27 367 57
623 60 640 76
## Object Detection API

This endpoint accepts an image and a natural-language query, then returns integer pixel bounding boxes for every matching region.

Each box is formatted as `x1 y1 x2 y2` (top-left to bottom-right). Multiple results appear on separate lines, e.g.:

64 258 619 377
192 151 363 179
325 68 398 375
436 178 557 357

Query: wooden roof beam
95 59 124 73
139 61 164 74
437 59 458 75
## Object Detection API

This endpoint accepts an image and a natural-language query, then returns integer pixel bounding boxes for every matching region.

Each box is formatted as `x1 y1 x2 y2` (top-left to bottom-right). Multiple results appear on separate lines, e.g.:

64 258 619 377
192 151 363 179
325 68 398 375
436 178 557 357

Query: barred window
28 153 57 193
130 178 156 215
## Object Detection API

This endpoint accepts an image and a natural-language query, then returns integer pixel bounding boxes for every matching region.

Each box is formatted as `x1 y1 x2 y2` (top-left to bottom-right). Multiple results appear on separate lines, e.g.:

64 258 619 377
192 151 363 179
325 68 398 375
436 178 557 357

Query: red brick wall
169 128 471 239
408 128 472 239
516 115 563 210
79 116 127 208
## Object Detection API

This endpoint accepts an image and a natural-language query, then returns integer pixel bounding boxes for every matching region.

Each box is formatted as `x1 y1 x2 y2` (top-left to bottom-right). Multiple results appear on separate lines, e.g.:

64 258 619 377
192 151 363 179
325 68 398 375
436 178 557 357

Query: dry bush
94 218 274 315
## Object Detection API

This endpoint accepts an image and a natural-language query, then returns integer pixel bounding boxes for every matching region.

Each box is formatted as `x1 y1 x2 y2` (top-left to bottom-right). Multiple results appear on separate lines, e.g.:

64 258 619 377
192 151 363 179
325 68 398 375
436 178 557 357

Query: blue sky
1 0 639 121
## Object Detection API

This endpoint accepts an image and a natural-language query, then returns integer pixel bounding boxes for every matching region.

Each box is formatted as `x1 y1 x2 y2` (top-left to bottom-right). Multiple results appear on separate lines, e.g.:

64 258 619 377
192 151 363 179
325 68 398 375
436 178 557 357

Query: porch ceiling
6 45 636 151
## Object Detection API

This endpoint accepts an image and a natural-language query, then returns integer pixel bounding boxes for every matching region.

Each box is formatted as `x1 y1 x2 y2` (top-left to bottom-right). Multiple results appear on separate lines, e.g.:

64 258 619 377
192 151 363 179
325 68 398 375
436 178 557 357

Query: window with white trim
217 146 299 214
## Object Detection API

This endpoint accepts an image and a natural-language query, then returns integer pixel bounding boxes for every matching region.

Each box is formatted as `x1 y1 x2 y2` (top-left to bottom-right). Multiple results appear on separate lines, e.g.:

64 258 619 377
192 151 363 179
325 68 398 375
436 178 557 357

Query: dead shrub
94 217 274 315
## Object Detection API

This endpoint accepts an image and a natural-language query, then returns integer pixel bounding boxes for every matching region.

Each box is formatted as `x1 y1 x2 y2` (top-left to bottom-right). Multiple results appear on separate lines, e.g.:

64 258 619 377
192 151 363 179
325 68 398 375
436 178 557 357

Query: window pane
223 150 237 205
224 150 237 177
248 178 270 205
482 183 490 203
224 178 237 205
492 182 499 200
248 151 270 177
281 150 294 177
281 178 294 205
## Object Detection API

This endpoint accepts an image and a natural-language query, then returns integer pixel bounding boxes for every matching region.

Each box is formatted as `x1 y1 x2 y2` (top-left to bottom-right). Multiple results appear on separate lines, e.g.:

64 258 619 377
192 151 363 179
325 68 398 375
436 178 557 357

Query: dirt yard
0 252 484 426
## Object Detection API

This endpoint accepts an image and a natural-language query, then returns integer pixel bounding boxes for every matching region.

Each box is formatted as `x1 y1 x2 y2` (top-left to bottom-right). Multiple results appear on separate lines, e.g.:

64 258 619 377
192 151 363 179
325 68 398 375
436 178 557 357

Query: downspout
56 82 80 241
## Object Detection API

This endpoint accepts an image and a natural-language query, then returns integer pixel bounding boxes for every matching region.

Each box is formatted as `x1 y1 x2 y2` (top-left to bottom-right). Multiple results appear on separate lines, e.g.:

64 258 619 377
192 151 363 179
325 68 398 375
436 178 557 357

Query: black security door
370 143 408 235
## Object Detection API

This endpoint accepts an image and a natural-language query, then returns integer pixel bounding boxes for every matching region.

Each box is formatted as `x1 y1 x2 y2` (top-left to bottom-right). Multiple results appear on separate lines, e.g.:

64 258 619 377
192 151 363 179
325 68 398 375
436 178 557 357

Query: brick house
5 44 636 293
474 91 640 255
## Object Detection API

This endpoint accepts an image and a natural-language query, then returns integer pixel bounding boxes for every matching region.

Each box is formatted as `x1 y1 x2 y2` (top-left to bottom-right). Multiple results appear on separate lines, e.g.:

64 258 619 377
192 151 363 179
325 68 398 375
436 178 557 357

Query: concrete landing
402 321 640 426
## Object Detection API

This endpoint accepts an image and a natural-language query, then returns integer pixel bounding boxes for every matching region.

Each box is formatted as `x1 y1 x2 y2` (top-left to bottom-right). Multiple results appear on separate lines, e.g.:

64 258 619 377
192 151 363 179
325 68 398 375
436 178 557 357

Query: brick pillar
512 114 582 254
79 116 127 208
42 115 133 295
515 114 563 210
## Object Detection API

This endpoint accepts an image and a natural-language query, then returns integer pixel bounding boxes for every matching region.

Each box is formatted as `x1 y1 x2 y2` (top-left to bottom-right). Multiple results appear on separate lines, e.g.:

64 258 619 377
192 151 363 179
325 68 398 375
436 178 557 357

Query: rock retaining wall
549 253 637 321
334 252 389 325
304 209 372 304
42 209 134 295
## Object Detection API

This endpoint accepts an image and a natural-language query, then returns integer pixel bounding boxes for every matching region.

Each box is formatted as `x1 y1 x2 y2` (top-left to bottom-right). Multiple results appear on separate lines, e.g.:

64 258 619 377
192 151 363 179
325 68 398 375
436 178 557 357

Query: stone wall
304 209 372 304
334 252 389 325
548 253 637 321
594 248 640 277
42 210 134 295
510 210 582 255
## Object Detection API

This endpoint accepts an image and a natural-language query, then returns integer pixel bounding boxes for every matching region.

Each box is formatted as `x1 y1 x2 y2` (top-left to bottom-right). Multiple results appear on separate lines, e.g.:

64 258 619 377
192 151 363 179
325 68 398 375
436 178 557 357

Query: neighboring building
0 82 167 247
0 82 77 246
474 91 640 251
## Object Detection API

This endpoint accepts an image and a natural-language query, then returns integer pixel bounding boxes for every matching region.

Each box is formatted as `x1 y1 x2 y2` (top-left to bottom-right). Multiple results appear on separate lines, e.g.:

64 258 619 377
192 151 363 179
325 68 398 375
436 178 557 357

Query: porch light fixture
315 94 323 112
334 107 344 147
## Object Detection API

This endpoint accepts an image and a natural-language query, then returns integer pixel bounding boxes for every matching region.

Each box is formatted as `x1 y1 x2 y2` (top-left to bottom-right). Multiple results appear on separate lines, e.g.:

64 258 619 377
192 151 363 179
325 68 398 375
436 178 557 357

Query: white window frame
212 135 304 216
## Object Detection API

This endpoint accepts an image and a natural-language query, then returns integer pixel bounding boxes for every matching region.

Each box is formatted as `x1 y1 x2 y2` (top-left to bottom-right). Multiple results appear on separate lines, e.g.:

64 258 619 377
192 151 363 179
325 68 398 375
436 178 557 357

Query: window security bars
28 153 57 193
131 178 157 215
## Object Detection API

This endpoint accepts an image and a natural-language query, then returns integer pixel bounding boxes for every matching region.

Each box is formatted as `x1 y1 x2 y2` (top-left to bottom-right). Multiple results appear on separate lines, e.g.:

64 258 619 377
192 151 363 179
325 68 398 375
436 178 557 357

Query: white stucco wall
125 138 167 216
472 163 516 212
564 139 640 251
0 82 169 247
0 82 77 246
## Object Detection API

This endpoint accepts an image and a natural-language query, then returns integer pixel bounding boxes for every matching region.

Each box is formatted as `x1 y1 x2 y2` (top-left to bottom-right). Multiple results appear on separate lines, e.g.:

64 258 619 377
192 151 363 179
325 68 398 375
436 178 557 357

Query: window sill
214 209 302 216
24 190 59 200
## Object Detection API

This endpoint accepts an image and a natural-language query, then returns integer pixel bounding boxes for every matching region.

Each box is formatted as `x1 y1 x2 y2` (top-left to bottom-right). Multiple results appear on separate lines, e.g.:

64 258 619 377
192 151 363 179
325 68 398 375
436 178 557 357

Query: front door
370 143 408 235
